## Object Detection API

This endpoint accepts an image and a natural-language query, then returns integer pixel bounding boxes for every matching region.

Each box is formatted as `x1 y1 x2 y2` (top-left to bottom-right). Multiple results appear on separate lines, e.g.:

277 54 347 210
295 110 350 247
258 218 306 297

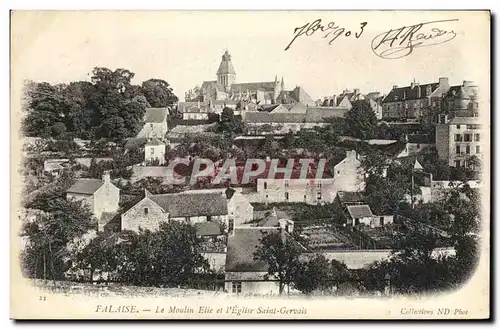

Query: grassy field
31 279 227 298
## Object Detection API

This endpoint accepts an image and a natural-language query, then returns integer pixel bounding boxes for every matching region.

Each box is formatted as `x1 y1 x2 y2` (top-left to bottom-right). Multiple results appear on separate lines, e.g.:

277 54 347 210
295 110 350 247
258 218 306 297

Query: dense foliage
22 67 178 140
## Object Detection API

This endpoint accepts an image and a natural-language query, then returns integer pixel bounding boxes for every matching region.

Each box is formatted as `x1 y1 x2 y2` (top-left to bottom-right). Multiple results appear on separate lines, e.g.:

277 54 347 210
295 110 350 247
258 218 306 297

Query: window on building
284 180 290 188
454 134 462 142
285 192 289 200
456 145 461 154
316 181 322 188
466 145 470 154
476 145 481 154
475 134 480 142
150 148 154 155
150 123 153 128
232 281 242 294
464 134 472 142
456 124 461 129
263 182 267 190
144 207 149 215
317 192 322 201
455 160 461 167
265 194 268 199
207 215 212 221
416 144 420 149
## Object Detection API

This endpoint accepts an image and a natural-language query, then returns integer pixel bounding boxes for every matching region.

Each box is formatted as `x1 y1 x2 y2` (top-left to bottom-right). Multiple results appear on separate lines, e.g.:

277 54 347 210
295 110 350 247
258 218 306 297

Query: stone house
136 108 169 139
442 81 479 119
435 116 482 167
181 103 210 120
332 150 366 192
144 138 166 165
346 205 394 228
66 172 120 231
382 78 450 121
121 190 229 232
225 188 254 227
257 178 337 204
255 150 365 204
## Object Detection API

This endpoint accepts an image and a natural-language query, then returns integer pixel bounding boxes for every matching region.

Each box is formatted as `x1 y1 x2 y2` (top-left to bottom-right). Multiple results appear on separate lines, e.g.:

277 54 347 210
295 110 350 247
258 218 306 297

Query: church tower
217 51 236 91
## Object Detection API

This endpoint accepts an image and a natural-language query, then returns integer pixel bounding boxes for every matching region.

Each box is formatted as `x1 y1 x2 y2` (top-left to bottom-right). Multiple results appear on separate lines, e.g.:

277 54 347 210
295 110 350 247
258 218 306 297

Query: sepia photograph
10 10 491 320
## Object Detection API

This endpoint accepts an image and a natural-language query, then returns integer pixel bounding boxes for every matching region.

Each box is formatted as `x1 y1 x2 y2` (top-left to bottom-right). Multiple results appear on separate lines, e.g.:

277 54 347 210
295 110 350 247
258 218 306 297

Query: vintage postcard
10 10 490 320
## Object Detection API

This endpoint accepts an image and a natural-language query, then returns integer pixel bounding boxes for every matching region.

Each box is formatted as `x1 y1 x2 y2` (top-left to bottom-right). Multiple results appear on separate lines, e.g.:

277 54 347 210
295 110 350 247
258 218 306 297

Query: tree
185 85 202 102
20 196 96 281
22 81 66 138
72 231 116 282
253 229 303 294
141 79 178 108
360 182 481 295
218 107 243 136
345 101 378 140
88 67 148 140
114 222 209 287
293 254 348 294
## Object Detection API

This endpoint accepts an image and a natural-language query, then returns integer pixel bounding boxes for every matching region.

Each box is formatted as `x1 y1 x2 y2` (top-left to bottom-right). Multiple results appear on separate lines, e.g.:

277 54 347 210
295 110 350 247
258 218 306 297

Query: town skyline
14 11 487 101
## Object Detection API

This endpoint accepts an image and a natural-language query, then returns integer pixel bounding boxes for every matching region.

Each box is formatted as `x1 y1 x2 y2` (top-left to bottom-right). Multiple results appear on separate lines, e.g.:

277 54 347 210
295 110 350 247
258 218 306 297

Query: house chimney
463 80 474 88
346 150 357 159
102 171 110 183
411 82 415 89
332 95 337 106
354 88 360 96
393 85 398 90
279 218 294 234
439 77 449 87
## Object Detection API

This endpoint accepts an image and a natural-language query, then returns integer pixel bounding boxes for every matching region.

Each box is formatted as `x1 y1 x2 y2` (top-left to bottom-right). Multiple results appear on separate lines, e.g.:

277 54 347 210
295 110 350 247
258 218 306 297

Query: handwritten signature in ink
371 19 459 59
285 19 367 51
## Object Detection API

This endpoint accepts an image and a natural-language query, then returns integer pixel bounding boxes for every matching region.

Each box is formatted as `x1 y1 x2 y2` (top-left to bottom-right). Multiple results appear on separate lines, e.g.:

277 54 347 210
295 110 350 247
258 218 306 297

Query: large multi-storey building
382 78 451 122
435 116 482 167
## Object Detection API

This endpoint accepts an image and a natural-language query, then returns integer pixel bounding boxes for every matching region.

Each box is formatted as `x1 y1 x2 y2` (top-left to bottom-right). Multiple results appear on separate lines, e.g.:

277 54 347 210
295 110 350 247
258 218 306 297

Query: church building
198 51 312 106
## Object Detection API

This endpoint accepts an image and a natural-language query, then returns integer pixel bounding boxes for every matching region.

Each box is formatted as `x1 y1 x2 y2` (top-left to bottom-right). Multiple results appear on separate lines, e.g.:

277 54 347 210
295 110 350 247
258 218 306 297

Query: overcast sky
12 11 489 101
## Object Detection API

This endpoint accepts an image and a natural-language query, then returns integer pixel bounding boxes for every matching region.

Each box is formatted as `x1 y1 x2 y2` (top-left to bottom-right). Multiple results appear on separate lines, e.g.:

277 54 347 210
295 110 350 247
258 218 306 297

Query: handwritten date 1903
285 19 367 51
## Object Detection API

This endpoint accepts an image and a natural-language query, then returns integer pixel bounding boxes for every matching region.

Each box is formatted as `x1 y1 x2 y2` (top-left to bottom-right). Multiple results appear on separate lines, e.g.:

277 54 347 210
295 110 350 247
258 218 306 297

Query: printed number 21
39 296 46 301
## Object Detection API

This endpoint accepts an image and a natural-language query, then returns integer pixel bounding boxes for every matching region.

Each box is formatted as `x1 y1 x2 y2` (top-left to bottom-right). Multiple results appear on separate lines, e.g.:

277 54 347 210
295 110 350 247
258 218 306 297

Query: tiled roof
347 205 374 218
305 107 348 121
178 102 209 113
364 92 382 100
225 228 278 272
449 116 481 124
124 138 148 150
293 86 315 106
407 134 431 144
66 179 104 195
257 210 290 227
383 83 439 103
217 51 236 75
243 111 307 123
243 107 347 124
226 228 304 272
144 108 169 123
277 90 299 104
195 221 223 236
260 104 281 113
201 81 225 93
231 82 275 93
148 192 228 218
337 191 364 204
146 138 165 146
